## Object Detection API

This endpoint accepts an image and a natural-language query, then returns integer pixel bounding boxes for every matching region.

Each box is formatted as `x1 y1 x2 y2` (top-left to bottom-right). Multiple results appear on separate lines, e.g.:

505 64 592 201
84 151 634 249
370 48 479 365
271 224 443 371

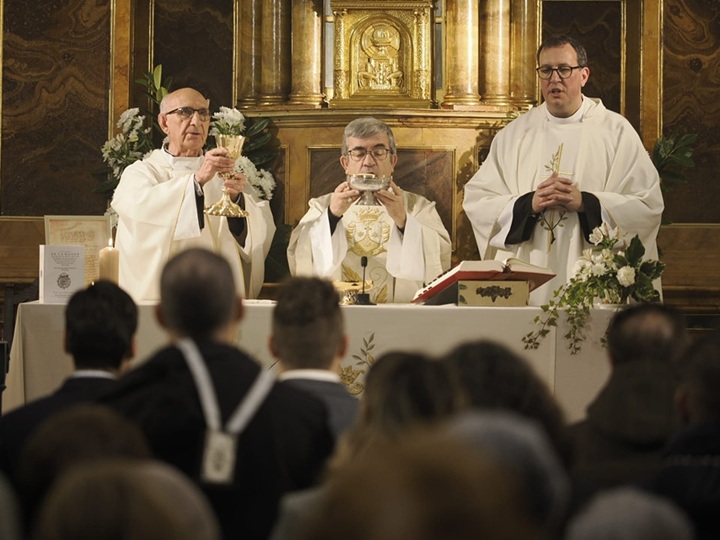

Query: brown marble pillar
510 0 538 108
258 0 291 105
481 0 511 105
441 0 481 108
237 0 262 107
288 0 324 108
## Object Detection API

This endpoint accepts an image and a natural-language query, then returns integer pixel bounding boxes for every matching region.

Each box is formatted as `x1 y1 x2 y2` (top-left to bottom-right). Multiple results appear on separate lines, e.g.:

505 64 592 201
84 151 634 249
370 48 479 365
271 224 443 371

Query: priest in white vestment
463 35 663 305
111 88 275 302
287 117 451 303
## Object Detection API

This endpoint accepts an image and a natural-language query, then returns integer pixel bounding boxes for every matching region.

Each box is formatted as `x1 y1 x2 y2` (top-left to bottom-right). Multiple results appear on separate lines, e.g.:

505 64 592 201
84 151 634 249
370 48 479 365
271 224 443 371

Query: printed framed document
44 215 112 285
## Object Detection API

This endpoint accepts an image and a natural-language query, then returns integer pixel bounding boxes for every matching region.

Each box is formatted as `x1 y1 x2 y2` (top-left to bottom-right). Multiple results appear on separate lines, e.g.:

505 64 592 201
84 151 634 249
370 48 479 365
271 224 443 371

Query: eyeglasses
346 148 391 161
536 66 583 80
163 107 211 121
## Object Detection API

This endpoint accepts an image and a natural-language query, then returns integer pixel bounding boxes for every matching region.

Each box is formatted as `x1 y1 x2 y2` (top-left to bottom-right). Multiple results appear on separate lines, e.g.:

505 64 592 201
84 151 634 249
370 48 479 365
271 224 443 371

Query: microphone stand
355 256 375 305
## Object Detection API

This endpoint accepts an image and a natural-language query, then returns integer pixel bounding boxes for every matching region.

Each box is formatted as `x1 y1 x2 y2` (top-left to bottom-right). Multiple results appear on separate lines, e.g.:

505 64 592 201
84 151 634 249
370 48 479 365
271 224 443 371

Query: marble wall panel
153 1 233 109
1 0 111 216
541 1 622 114
662 0 720 223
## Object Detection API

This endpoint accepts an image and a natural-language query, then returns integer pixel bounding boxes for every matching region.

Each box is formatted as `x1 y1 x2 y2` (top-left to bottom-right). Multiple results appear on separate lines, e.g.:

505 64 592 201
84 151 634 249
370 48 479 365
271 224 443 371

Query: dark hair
361 352 467 432
159 248 237 340
16 405 150 529
679 333 720 422
271 277 344 370
606 303 689 366
444 340 572 467
537 34 588 67
64 281 137 369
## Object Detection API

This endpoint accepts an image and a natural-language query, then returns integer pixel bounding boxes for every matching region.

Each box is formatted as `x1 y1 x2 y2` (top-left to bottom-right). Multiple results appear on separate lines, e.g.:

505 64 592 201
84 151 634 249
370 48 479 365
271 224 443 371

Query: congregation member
287 117 451 303
462 34 663 304
445 411 571 538
569 303 689 495
566 487 693 540
641 333 720 540
444 340 572 468
112 87 275 302
33 459 220 540
0 281 137 487
270 276 359 439
270 350 467 540
14 405 151 532
101 248 334 540
297 429 543 540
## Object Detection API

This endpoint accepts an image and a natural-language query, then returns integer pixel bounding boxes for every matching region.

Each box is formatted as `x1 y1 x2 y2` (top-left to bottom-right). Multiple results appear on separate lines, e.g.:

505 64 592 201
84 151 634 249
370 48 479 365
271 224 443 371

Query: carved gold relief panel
330 1 434 108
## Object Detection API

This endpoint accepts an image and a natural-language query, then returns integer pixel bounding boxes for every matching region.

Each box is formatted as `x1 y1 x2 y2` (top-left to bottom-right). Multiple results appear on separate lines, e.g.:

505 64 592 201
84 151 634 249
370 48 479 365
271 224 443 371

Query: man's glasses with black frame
536 66 584 80
346 148 391 161
164 107 211 121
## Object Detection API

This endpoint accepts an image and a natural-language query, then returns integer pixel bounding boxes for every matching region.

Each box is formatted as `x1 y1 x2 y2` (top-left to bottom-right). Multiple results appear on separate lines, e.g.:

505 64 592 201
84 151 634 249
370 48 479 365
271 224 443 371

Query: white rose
617 266 636 287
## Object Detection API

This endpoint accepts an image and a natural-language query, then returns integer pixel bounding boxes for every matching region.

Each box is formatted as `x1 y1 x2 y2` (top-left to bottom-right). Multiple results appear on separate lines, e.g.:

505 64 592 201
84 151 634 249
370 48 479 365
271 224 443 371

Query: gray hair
445 411 570 534
341 117 397 156
566 488 693 540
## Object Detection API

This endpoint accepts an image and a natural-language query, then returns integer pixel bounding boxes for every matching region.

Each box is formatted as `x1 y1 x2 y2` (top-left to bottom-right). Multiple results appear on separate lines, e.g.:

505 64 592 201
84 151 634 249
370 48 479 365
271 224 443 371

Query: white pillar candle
98 239 119 283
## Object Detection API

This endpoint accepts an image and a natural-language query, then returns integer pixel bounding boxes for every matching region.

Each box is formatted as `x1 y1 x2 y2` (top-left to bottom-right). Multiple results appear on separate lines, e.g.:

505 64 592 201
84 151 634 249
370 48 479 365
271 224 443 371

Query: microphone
356 256 375 305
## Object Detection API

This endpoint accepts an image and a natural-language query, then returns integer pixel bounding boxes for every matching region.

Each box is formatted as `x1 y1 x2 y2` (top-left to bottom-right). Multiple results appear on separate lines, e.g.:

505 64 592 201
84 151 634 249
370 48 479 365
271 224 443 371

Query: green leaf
245 117 271 137
244 131 273 152
624 235 645 266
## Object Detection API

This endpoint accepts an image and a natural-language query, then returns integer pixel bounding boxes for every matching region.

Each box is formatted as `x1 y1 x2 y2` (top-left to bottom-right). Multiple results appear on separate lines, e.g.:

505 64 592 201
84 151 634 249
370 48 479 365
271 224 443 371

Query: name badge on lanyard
176 338 275 486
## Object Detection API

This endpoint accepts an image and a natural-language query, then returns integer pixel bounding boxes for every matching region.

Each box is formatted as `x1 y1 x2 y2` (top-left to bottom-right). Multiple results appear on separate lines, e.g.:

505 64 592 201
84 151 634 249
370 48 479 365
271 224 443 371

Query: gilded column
237 0 262 107
509 0 538 108
441 0 480 108
259 0 291 105
288 0 324 107
481 0 511 105
333 9 348 100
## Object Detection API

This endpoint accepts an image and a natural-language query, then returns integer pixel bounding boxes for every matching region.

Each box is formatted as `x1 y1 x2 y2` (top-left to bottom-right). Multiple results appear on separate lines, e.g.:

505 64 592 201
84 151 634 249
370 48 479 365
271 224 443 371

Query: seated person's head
607 303 689 366
675 333 720 424
157 248 242 341
271 276 346 371
566 487 692 540
446 411 571 535
444 340 571 466
33 459 220 540
16 404 150 527
301 428 539 540
65 280 138 371
360 351 468 433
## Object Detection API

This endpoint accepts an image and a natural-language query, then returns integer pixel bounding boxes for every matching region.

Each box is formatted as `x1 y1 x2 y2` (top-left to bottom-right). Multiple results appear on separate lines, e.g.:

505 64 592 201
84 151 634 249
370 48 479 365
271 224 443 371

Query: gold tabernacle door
329 0 435 108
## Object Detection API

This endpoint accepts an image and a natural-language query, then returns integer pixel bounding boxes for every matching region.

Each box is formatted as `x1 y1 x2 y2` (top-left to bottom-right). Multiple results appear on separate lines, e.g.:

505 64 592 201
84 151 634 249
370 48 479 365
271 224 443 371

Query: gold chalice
347 173 392 206
206 134 248 218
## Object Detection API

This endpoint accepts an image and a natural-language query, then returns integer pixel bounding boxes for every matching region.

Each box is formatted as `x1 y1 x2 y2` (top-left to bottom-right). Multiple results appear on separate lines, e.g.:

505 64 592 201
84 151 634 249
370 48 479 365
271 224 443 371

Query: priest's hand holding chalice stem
205 134 248 218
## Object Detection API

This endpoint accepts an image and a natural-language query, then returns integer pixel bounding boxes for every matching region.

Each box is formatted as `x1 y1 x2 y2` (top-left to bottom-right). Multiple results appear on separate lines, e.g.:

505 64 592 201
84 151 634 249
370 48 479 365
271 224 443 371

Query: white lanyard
176 338 275 483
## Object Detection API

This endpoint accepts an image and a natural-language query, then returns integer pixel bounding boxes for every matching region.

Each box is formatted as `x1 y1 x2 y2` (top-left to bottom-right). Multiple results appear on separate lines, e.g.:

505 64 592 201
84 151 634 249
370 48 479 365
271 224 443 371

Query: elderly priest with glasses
111 87 275 302
463 35 663 305
287 117 451 303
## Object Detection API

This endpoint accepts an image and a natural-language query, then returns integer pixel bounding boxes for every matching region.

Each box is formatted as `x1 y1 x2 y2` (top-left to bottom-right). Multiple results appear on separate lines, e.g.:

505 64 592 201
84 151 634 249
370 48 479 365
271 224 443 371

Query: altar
3 301 615 422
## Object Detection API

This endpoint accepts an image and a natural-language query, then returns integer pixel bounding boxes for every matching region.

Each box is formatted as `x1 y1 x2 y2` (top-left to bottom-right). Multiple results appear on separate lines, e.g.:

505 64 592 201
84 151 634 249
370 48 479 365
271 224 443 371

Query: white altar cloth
3 301 614 422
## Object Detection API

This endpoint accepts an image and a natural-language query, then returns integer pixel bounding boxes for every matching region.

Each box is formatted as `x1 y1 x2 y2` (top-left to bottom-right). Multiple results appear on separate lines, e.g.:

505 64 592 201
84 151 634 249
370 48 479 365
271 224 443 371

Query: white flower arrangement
209 106 246 137
100 108 153 187
210 107 275 200
523 224 665 354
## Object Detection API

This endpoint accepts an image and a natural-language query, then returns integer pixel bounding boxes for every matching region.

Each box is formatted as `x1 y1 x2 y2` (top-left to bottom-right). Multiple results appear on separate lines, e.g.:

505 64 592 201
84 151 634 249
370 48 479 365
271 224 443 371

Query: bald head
158 87 211 157
158 248 242 340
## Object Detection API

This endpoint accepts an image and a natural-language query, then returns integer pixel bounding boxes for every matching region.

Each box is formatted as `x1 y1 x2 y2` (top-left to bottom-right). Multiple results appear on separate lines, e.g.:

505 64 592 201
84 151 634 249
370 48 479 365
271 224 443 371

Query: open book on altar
412 259 556 305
